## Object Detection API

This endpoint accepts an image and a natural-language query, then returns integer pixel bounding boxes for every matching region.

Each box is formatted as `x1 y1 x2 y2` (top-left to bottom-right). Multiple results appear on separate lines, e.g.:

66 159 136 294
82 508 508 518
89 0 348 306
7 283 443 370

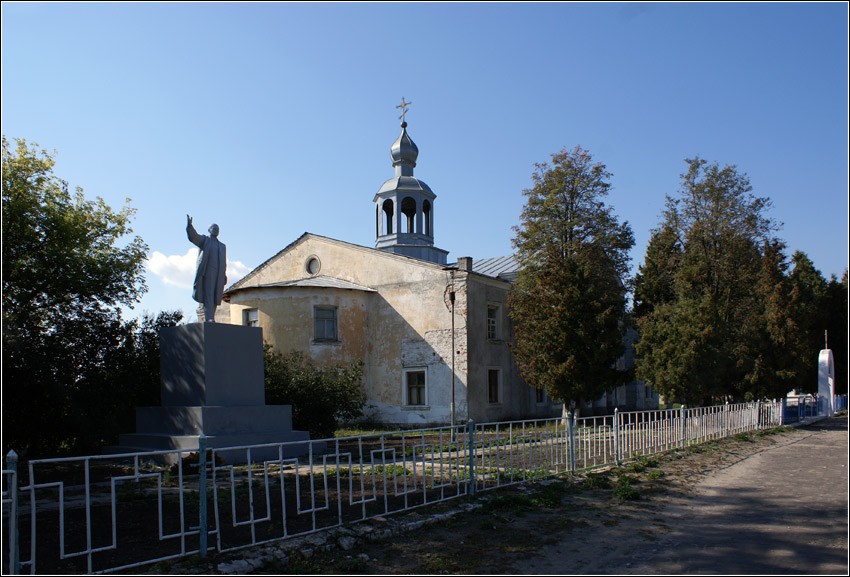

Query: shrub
264 346 365 439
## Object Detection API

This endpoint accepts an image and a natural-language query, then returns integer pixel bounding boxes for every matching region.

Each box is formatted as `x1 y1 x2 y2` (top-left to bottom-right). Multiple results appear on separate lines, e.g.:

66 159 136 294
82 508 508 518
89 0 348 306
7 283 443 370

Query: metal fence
1 398 834 574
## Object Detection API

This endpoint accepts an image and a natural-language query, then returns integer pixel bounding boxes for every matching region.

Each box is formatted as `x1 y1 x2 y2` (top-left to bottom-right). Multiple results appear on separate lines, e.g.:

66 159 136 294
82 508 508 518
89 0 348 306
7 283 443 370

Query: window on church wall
314 306 338 342
243 308 259 327
535 387 545 404
423 200 432 236
404 368 427 406
382 199 394 235
488 368 501 404
401 197 416 234
487 304 501 340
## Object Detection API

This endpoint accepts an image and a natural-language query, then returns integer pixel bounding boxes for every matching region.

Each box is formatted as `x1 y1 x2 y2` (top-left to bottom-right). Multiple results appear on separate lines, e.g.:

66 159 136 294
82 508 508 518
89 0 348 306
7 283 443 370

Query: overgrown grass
582 472 612 490
755 426 791 437
613 472 640 501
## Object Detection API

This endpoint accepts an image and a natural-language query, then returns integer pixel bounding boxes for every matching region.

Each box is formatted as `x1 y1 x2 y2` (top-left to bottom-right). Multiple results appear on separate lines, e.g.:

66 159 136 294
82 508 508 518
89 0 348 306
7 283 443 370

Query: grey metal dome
390 122 418 174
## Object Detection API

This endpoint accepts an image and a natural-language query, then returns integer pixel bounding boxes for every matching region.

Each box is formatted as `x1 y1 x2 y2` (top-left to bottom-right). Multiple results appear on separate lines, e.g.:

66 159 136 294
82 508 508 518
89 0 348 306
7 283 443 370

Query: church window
404 368 427 406
487 304 501 340
314 306 338 341
423 200 432 236
305 256 321 276
243 308 259 327
401 197 416 234
535 387 545 404
382 199 394 235
488 369 501 404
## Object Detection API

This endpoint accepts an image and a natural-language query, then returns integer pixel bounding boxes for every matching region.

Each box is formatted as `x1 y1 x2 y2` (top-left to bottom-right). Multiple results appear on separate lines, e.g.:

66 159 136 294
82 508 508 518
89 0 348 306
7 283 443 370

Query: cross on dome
397 97 412 123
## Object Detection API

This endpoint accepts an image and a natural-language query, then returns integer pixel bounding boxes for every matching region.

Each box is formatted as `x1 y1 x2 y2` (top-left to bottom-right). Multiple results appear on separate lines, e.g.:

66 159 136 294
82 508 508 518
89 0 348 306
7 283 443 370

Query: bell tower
374 99 449 264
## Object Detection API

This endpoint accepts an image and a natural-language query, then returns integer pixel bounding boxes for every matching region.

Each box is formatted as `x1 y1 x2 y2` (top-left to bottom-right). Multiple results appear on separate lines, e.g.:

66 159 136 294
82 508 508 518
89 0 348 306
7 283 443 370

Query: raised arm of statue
187 214 205 248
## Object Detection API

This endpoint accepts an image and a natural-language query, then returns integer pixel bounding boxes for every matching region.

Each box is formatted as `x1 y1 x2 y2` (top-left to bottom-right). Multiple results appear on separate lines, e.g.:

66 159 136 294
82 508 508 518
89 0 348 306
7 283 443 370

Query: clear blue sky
3 2 847 322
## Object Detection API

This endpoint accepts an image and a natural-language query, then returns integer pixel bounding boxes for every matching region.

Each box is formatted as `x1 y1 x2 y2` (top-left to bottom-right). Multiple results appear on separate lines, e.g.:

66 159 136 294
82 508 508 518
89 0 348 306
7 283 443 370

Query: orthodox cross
397 97 412 122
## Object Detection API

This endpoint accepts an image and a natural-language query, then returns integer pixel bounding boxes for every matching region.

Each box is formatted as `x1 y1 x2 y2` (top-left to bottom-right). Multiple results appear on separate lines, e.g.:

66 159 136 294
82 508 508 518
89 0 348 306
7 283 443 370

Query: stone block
160 323 264 406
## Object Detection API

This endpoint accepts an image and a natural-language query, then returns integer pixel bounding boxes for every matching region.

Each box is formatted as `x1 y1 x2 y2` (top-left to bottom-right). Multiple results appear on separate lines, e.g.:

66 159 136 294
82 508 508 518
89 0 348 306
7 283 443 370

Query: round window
306 256 321 276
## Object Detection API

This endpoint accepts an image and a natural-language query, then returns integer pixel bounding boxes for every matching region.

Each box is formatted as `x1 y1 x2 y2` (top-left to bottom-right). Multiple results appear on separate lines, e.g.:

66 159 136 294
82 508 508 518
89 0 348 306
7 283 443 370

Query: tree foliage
508 146 635 406
264 346 365 439
632 157 837 405
2 136 160 457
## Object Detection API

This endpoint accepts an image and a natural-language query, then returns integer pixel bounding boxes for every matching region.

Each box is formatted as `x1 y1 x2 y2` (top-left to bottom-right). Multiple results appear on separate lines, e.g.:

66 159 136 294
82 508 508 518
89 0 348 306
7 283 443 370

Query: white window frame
487 367 502 404
313 306 338 342
403 367 428 407
487 303 501 340
243 308 259 327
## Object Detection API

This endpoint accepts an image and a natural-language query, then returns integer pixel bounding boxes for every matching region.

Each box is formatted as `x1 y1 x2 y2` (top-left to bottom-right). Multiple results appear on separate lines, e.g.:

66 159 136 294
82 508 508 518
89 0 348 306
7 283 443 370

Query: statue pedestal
109 323 313 464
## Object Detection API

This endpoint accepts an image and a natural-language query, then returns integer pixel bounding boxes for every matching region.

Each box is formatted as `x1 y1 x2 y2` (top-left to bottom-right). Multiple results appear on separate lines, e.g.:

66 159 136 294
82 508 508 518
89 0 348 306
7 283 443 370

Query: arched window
382 199 394 235
401 197 416 234
423 199 432 236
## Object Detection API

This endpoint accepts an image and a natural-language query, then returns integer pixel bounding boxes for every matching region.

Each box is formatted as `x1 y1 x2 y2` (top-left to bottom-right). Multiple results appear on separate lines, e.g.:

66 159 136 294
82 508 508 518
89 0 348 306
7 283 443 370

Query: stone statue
187 214 227 322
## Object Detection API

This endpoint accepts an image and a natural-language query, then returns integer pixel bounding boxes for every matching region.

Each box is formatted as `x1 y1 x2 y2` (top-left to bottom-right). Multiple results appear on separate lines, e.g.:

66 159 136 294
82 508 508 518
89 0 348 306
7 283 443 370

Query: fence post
568 410 576 472
197 435 208 559
679 405 686 448
5 450 19 575
467 419 476 497
613 408 620 466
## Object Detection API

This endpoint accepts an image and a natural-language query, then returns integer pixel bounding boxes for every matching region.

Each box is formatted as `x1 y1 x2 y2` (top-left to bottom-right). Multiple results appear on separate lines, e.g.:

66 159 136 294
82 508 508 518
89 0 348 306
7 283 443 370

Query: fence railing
1 398 836 574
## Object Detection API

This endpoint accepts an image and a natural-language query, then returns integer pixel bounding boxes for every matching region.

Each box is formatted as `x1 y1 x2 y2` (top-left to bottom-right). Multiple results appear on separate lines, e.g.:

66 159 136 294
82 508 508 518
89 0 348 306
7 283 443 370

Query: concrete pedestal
109 323 312 463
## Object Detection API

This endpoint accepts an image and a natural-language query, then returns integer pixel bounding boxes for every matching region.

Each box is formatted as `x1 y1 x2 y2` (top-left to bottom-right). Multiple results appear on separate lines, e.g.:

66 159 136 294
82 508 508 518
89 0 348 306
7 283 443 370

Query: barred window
487 304 500 340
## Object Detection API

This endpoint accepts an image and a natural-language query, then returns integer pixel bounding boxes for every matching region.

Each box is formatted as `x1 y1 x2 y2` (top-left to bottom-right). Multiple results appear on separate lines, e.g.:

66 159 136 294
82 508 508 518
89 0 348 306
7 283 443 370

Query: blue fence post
5 450 19 575
197 435 208 559
467 419 476 497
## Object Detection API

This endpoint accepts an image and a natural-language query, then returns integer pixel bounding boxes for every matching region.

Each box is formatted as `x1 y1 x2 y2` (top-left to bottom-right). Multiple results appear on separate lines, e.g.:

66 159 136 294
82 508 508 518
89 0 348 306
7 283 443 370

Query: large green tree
634 157 791 405
508 146 634 410
2 136 153 457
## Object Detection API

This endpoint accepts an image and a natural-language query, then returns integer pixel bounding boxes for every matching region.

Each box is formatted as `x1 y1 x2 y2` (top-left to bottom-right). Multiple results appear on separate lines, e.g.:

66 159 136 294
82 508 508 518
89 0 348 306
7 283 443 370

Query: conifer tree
508 146 634 410
634 157 784 405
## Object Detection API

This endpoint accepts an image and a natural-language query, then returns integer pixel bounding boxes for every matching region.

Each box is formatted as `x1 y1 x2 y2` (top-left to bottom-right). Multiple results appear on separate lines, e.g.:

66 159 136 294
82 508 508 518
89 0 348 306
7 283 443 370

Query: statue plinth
108 323 314 463
160 323 265 406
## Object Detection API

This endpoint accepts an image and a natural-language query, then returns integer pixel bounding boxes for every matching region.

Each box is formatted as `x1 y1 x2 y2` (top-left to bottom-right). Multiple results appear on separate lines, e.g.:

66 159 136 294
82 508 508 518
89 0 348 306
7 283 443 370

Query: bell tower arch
373 100 448 264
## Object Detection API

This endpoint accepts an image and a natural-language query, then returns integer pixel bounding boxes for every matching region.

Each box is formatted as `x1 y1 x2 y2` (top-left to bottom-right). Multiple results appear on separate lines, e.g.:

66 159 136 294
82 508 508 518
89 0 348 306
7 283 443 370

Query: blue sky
3 2 847 322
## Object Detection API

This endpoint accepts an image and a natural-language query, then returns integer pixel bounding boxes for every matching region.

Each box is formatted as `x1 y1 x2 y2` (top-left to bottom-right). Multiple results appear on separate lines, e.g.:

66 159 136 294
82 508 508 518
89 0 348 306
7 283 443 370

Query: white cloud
147 249 253 289
147 249 198 289
226 259 251 285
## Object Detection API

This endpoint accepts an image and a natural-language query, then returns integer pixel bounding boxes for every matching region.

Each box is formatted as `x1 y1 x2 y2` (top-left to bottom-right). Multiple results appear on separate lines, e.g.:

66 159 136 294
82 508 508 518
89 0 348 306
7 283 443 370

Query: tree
2 136 150 457
508 146 634 410
264 346 365 439
823 270 848 395
634 157 785 405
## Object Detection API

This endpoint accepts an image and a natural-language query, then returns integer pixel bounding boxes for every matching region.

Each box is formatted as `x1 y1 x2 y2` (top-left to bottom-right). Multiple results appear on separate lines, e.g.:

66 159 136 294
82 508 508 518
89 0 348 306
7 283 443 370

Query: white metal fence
1 398 838 574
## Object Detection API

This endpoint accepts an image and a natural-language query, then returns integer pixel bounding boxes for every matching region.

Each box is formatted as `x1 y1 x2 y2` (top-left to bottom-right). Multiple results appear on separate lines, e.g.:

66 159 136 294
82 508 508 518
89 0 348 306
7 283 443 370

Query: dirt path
525 415 848 575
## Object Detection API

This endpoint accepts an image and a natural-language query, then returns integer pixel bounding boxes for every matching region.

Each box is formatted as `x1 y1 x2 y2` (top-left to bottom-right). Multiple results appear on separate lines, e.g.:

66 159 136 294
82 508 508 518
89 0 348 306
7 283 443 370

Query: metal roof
463 255 521 281
240 275 377 293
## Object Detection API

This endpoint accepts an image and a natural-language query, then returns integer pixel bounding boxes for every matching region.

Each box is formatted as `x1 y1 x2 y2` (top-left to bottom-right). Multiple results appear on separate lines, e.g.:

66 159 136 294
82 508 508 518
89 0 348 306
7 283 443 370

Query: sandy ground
524 415 848 575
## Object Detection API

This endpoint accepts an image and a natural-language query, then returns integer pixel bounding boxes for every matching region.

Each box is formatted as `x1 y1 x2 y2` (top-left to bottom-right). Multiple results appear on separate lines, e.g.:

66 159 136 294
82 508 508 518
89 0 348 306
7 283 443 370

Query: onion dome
390 122 418 176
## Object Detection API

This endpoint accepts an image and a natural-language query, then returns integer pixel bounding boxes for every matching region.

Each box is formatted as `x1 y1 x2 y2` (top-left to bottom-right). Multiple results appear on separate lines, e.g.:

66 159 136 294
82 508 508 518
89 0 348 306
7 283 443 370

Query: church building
220 113 563 426
221 110 655 426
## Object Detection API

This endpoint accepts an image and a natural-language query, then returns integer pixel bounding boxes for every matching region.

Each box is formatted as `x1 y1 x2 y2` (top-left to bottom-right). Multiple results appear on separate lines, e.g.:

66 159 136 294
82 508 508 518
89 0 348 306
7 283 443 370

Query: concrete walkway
623 415 849 574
